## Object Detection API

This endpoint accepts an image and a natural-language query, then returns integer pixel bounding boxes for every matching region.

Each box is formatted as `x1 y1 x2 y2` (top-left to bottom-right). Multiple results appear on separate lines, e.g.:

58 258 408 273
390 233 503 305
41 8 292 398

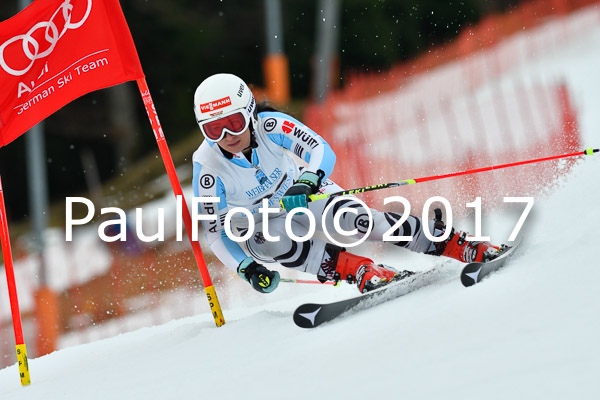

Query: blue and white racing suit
192 111 435 280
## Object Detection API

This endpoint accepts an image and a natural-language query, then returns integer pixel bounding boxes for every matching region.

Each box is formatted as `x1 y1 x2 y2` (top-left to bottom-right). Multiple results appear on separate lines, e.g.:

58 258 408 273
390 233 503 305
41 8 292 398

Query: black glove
280 170 323 211
237 257 280 293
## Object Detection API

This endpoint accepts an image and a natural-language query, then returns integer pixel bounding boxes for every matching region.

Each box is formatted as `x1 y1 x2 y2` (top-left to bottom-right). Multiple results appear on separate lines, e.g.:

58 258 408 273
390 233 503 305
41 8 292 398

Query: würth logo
199 96 231 113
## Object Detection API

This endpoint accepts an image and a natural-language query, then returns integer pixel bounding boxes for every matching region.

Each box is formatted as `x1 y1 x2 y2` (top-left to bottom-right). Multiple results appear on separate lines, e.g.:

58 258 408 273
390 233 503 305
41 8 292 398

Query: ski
293 264 454 328
460 242 521 287
293 242 522 328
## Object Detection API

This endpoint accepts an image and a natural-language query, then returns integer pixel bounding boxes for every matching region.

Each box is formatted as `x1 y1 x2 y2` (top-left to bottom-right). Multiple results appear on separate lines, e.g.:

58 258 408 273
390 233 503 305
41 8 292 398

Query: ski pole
309 147 598 202
280 278 340 286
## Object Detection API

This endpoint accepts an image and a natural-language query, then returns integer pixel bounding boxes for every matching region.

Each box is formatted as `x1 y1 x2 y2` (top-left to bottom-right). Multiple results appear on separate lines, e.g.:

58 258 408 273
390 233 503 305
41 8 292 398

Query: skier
192 73 501 294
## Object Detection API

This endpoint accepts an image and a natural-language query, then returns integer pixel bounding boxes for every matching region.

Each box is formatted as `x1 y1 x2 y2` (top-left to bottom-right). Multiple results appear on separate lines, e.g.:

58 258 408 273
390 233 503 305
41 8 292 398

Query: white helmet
193 73 257 142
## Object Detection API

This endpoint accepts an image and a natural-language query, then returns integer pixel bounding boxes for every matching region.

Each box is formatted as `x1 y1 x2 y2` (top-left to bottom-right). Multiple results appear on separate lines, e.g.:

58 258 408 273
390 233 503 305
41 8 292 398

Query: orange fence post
263 53 291 104
34 287 60 356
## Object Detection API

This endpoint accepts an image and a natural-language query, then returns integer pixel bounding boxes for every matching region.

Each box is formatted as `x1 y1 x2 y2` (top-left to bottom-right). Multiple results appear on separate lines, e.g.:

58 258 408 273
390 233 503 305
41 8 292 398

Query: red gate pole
0 174 31 385
136 78 225 327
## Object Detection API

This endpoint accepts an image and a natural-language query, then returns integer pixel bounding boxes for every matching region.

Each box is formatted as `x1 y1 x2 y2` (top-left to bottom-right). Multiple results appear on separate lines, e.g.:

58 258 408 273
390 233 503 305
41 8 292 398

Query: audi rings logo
0 0 93 77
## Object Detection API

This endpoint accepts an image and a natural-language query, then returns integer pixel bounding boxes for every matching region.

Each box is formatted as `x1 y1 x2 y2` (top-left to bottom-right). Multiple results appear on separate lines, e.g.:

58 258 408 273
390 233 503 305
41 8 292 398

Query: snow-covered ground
1 7 600 400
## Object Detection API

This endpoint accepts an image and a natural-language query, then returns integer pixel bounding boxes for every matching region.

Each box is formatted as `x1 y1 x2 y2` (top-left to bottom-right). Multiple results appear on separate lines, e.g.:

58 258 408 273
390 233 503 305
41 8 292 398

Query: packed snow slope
3 157 599 400
2 12 600 400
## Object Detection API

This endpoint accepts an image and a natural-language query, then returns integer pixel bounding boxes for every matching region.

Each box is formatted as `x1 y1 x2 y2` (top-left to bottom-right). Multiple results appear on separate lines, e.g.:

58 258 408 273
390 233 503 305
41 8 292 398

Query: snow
1 8 600 400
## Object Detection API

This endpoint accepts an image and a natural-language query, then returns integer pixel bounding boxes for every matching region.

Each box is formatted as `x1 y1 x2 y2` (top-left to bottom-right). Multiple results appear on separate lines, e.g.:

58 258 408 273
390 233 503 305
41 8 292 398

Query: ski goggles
199 109 250 143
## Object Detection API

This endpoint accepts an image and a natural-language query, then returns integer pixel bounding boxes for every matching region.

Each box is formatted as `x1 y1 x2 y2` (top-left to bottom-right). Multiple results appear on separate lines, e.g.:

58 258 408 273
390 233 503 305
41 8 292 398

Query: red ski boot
328 247 413 293
435 229 501 263
428 208 502 263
